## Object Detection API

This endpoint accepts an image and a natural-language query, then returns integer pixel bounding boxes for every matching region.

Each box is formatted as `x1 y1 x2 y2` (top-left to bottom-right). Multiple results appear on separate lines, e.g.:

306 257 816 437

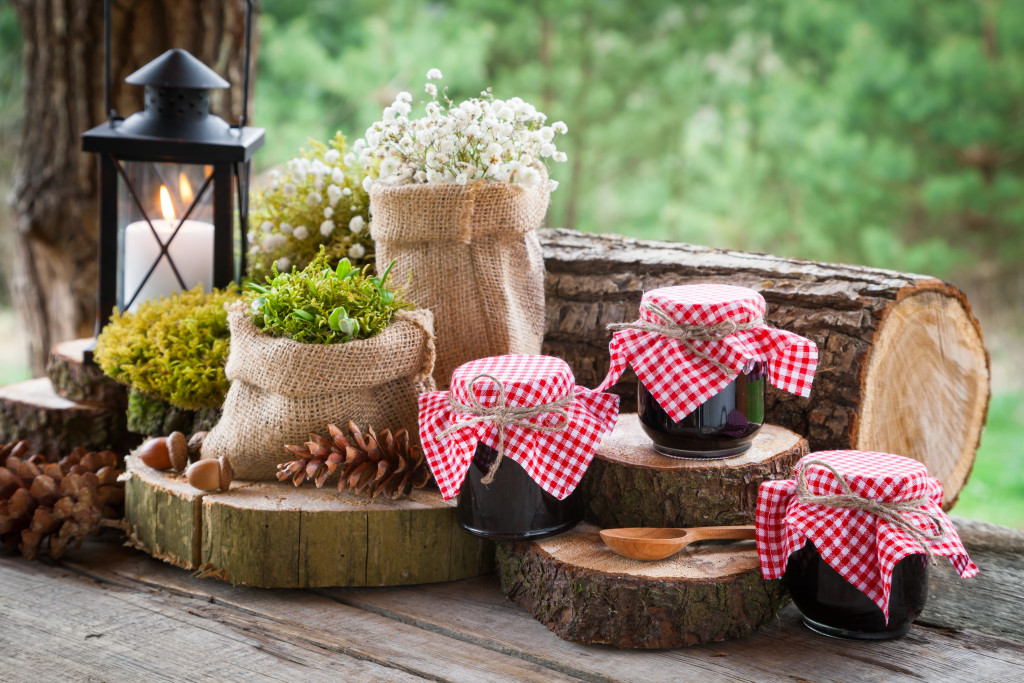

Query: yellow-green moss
94 287 240 410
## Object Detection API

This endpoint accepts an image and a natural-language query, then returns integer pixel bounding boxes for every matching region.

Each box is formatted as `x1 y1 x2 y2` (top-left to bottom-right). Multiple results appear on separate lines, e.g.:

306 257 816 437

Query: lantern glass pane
117 161 215 311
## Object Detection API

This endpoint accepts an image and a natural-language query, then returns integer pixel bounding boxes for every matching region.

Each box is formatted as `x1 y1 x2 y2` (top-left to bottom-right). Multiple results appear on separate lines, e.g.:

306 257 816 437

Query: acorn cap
218 456 233 491
167 432 188 471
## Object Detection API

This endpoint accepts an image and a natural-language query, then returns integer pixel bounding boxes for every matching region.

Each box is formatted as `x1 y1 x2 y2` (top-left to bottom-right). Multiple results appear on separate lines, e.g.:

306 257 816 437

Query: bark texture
46 338 126 406
9 0 254 374
540 229 989 506
124 456 495 587
584 415 808 529
498 523 788 648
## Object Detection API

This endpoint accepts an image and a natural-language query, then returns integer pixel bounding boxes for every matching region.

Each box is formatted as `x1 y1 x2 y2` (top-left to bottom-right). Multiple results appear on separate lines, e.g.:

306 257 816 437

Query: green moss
246 248 409 344
94 287 240 411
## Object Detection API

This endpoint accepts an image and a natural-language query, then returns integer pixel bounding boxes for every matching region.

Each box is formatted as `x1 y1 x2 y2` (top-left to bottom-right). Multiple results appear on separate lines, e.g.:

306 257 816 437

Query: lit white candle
122 185 213 311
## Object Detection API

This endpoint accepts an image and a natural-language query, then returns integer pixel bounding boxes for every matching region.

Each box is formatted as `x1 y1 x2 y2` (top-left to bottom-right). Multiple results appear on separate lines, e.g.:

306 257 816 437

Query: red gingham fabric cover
757 450 977 620
419 355 620 501
596 284 818 422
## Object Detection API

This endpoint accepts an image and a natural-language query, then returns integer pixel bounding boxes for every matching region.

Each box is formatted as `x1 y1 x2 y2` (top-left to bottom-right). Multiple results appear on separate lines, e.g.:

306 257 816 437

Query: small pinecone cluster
0 441 124 560
277 421 432 499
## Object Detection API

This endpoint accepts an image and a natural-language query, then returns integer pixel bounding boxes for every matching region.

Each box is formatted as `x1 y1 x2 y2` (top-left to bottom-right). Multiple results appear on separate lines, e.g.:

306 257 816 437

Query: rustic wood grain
496 522 788 648
539 228 989 508
0 377 129 458
46 338 126 406
585 416 808 528
124 457 493 587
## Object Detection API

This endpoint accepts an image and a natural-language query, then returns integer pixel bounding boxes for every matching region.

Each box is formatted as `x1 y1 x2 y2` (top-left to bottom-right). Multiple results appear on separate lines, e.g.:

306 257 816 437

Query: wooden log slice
541 228 989 508
46 338 126 407
0 378 130 458
124 455 494 588
497 522 787 648
584 415 808 530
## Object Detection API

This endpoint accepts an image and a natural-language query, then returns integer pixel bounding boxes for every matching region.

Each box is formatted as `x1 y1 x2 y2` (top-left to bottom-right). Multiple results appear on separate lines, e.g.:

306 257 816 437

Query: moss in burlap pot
370 180 549 389
200 304 436 480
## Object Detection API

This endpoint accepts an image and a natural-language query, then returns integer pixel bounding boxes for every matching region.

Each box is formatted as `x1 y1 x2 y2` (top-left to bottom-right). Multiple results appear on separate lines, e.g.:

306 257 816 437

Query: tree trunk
9 0 255 374
540 228 990 508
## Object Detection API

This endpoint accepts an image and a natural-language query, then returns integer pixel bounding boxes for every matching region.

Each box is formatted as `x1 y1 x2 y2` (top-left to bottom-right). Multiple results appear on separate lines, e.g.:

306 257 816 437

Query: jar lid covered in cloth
598 284 819 422
419 355 620 500
757 450 978 620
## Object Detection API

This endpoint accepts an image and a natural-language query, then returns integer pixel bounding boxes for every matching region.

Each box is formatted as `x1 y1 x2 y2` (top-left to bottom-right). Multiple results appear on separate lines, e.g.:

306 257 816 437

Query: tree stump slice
123 456 494 588
584 415 808 529
0 378 130 458
497 522 787 649
46 338 127 407
126 388 220 438
541 229 989 508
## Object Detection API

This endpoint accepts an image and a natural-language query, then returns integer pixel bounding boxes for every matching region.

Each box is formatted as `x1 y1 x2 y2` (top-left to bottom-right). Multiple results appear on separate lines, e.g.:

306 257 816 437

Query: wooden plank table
1 518 1022 682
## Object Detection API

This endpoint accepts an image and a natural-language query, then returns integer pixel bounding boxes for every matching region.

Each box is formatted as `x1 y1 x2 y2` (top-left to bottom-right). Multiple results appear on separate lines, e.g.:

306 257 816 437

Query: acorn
137 432 188 471
185 456 233 492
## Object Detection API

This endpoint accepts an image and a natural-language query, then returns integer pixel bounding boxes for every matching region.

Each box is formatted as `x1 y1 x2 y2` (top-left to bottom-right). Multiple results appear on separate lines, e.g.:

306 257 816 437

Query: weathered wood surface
496 522 788 648
124 455 493 588
0 516 1021 682
0 378 129 458
585 415 807 529
46 338 126 407
540 229 990 508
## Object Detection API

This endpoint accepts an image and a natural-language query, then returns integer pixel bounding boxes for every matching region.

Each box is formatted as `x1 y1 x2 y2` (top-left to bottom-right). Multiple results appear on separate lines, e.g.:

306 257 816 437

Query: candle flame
159 185 176 221
179 173 194 206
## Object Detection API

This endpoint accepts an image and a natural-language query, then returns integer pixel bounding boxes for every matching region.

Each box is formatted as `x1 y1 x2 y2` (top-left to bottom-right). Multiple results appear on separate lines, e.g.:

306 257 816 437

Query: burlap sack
201 303 436 480
370 180 550 389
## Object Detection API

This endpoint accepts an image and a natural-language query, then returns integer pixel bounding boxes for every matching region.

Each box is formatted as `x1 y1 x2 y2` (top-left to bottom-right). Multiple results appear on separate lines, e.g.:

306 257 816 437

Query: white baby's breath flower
282 182 297 197
425 83 437 97
324 207 334 218
552 121 568 134
331 167 345 185
552 151 568 163
519 165 542 186
324 149 340 163
426 68 443 80
539 142 556 158
545 179 559 192
327 184 342 206
260 220 274 233
246 230 256 242
319 220 335 237
362 176 374 192
349 215 366 234
279 222 293 234
396 91 412 103
275 257 291 272
314 177 325 192
293 225 309 240
306 191 322 207
342 187 352 196
455 172 469 185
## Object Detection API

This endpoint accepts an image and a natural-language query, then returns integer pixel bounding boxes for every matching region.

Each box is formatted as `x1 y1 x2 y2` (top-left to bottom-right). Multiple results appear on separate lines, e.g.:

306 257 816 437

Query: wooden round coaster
498 522 787 648
123 455 494 588
583 414 808 529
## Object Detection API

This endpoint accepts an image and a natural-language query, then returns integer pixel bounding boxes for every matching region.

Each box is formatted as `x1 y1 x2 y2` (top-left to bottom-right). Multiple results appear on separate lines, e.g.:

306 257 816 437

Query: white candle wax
122 219 214 311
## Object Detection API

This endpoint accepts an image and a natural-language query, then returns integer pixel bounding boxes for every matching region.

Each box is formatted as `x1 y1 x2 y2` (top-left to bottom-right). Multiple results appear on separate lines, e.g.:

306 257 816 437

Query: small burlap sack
201 303 436 480
370 180 550 389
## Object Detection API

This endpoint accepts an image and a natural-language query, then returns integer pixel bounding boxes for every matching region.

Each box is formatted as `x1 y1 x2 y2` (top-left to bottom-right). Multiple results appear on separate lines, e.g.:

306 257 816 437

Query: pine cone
0 441 125 561
277 421 433 499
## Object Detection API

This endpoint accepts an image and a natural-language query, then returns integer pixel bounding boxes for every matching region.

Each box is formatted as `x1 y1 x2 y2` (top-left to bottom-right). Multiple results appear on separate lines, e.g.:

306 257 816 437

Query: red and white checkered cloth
419 355 620 501
596 284 818 422
757 450 977 620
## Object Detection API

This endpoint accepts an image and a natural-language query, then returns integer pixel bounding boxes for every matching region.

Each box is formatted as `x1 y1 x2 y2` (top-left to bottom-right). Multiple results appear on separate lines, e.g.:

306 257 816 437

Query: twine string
606 300 764 375
438 373 571 485
796 459 947 555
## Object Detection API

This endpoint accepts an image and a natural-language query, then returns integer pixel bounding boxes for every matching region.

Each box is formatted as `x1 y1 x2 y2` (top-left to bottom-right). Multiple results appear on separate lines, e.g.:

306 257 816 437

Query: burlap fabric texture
370 180 550 389
201 303 436 480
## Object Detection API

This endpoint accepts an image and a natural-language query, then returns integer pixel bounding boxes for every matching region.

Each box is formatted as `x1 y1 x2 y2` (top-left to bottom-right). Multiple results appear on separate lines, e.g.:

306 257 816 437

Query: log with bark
540 229 989 508
8 0 255 373
584 414 808 529
497 522 787 648
46 338 126 406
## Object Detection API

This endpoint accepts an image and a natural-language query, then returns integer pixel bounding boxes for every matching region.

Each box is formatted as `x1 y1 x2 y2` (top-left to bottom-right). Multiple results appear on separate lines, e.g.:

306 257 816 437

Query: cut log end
46 337 126 407
498 522 788 649
858 289 989 509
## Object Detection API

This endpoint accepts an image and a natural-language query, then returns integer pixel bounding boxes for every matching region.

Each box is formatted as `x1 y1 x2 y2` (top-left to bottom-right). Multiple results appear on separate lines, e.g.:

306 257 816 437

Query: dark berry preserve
457 442 583 540
783 540 928 640
638 362 765 458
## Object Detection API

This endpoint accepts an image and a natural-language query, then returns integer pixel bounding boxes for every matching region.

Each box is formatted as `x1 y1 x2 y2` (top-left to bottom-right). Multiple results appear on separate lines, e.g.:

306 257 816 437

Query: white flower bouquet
248 133 373 280
355 69 567 192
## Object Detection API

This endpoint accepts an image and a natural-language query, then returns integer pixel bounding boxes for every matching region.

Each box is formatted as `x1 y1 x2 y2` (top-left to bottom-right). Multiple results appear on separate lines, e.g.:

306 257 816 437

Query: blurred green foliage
256 0 1023 280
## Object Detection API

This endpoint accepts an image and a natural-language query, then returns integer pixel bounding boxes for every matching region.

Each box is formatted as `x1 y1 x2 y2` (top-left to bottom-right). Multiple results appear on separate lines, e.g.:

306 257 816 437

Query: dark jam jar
783 540 928 640
457 442 583 540
638 361 765 458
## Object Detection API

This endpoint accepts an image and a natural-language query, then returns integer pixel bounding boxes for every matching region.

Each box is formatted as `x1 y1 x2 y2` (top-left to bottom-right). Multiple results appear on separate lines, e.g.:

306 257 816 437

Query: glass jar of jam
457 443 584 540
784 540 928 640
638 361 765 458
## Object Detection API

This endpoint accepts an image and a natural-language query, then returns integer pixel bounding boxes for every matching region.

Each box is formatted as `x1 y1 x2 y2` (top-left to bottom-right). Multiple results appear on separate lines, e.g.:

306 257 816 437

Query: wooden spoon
599 525 756 561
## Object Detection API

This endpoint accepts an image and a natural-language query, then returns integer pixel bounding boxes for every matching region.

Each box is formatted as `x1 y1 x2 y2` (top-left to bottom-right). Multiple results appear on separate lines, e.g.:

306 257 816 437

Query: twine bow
438 373 571 485
796 459 947 555
607 300 764 375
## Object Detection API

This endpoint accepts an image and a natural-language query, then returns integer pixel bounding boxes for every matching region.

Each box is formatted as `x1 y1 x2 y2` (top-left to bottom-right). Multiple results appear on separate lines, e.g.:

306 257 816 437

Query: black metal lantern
81 0 263 348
